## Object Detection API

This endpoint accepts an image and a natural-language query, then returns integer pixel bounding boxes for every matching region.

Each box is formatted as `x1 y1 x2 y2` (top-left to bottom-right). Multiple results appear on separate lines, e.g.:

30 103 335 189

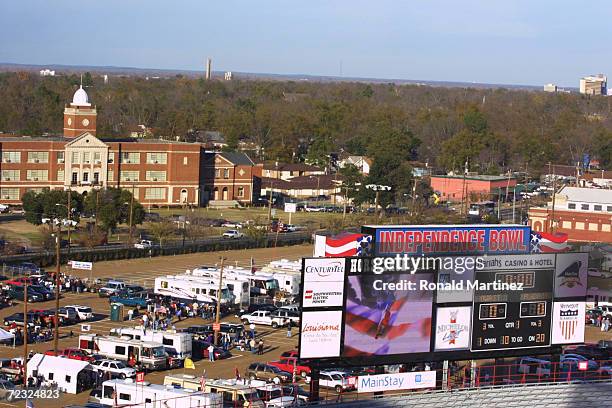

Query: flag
324 233 368 257
530 231 570 253
184 358 195 370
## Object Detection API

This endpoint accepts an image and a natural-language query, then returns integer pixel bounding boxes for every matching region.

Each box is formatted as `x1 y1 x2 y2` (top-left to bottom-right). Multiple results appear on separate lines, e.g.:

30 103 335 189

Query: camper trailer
163 375 265 407
79 334 167 371
154 276 234 305
180 273 250 307
191 266 279 297
110 327 192 365
100 379 222 408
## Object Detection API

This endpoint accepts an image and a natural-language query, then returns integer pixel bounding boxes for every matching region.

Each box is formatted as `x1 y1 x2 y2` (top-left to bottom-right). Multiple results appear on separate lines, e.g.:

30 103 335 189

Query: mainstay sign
362 224 531 256
357 371 437 393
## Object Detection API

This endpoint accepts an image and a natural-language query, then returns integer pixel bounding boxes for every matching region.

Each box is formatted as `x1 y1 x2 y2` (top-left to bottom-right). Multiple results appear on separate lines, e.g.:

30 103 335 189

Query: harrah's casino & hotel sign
363 225 531 256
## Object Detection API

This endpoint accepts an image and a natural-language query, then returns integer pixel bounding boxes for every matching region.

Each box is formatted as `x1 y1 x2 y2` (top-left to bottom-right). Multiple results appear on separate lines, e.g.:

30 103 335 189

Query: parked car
564 344 610 360
221 221 243 229
192 340 232 360
270 310 300 325
44 348 96 362
28 284 54 300
269 357 311 377
222 230 244 239
186 323 244 338
3 312 38 327
241 310 287 328
281 385 311 402
306 371 356 393
7 286 44 302
92 359 136 379
64 305 94 321
109 291 154 309
134 240 154 249
98 280 126 297
0 379 17 401
18 262 42 275
246 363 292 384
243 304 277 314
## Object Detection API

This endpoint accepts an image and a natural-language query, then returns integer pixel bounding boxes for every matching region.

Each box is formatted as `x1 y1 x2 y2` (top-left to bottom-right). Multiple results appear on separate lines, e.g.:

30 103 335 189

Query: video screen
342 273 433 356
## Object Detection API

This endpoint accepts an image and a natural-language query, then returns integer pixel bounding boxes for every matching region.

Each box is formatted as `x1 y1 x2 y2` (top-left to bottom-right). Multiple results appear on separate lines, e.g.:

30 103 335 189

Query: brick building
529 186 612 243
0 87 258 207
430 174 517 203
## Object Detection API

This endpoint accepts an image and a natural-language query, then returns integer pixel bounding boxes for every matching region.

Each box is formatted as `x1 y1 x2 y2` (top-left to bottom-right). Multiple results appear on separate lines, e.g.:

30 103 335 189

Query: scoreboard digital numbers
471 268 553 351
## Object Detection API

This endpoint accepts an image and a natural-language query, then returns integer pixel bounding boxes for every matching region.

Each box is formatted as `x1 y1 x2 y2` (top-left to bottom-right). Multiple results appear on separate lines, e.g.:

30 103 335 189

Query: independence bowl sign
362 224 531 256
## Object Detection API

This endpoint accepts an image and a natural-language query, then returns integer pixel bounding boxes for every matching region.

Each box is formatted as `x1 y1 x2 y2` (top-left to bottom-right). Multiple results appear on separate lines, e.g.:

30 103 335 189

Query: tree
22 189 83 227
148 219 176 247
83 188 144 231
338 164 364 203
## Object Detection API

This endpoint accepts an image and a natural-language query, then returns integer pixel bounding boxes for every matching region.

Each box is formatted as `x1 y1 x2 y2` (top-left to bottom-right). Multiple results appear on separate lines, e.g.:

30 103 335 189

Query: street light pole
23 277 28 386
53 223 61 351
128 184 135 245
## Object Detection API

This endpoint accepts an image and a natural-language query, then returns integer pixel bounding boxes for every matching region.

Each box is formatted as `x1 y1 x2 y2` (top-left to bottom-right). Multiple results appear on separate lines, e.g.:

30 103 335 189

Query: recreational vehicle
110 327 192 364
192 266 279 297
100 379 222 408
79 334 168 371
154 276 234 305
180 273 251 307
163 375 265 407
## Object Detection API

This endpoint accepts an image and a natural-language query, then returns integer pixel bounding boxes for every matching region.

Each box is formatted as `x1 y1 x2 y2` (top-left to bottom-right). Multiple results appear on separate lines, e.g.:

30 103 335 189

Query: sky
1 0 611 86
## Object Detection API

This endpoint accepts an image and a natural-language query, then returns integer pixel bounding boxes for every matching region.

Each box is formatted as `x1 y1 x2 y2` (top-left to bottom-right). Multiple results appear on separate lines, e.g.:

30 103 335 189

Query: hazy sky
1 0 610 86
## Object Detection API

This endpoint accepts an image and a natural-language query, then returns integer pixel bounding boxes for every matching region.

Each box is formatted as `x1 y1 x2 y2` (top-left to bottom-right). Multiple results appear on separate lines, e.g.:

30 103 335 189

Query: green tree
84 188 144 231
338 164 364 202
22 189 83 227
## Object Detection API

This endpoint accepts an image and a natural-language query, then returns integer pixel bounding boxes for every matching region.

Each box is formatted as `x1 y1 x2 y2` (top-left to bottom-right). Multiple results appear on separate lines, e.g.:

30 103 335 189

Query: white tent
0 328 15 347
27 354 91 394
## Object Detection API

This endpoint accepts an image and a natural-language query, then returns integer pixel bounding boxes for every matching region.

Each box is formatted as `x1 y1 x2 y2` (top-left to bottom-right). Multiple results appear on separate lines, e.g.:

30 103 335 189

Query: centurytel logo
557 261 583 288
304 259 345 279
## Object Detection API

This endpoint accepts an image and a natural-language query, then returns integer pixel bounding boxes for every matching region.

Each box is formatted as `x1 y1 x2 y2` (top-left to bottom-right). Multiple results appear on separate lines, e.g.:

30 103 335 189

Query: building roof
27 353 90 373
540 164 578 177
219 152 254 166
261 174 340 190
71 86 90 107
263 162 324 172
431 174 515 182
558 186 612 204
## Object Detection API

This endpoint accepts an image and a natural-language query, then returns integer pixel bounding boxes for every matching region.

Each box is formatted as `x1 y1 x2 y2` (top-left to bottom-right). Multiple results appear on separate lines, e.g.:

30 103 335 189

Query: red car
45 348 96 362
280 350 298 359
5 277 35 287
269 357 311 378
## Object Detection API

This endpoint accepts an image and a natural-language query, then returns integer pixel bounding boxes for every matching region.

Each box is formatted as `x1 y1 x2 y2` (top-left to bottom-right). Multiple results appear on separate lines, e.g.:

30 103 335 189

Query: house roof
558 186 612 204
261 174 340 190
540 164 579 177
431 174 515 182
219 152 255 166
263 163 324 172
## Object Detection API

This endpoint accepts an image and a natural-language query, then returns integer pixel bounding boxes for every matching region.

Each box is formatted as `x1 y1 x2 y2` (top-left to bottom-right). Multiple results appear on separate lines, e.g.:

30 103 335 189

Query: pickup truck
44 348 96 362
240 310 287 328
109 291 155 309
268 357 311 378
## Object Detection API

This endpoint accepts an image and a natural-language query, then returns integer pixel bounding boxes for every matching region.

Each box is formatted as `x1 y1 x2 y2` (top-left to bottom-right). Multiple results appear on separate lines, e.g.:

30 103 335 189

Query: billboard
363 224 531 256
302 280 344 308
554 252 588 298
303 258 346 282
434 307 471 351
551 301 586 344
299 310 343 358
357 371 437 393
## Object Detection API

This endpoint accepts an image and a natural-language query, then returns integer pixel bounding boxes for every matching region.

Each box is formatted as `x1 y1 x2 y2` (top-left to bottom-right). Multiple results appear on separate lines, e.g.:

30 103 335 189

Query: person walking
257 339 264 355
208 344 215 362
286 320 292 338
250 323 256 339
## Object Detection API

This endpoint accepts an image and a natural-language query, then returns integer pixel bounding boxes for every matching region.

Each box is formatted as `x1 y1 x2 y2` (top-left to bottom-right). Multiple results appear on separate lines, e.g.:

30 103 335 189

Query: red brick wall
529 207 612 243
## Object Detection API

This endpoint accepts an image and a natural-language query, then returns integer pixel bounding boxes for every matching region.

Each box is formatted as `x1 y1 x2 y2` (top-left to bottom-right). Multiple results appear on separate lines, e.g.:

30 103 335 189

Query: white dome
71 86 91 106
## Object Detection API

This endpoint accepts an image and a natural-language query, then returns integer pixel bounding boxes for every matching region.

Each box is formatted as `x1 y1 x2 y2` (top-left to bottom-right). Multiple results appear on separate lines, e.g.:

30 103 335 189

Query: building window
238 187 244 197
146 152 167 164
121 152 140 164
568 203 576 209
1 170 19 181
83 152 91 164
145 188 166 200
594 205 603 211
57 169 64 181
120 171 139 182
57 152 65 163
26 170 48 181
581 204 589 211
223 169 230 179
0 188 19 200
145 171 166 182
108 152 115 164
215 169 220 178
71 172 78 185
71 152 79 164
108 170 114 181
93 172 99 184
93 152 101 163
26 188 43 194
27 151 49 163
83 172 89 182
1 151 20 163
608 206 612 212
183 157 188 165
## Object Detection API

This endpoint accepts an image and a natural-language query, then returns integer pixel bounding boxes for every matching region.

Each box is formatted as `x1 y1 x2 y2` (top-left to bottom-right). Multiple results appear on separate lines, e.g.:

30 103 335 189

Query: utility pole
23 278 28 386
53 224 61 351
512 185 516 223
214 257 225 347
66 189 72 260
94 189 100 229
267 161 278 223
550 165 557 233
128 184 135 245
342 186 348 221
411 178 418 216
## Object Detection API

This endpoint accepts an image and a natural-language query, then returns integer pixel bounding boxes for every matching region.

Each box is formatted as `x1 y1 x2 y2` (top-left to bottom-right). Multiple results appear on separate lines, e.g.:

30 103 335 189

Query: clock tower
63 86 97 138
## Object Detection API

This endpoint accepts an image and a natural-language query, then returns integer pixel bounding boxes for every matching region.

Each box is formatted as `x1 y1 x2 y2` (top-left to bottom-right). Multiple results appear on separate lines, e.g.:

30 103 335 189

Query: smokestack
205 58 212 80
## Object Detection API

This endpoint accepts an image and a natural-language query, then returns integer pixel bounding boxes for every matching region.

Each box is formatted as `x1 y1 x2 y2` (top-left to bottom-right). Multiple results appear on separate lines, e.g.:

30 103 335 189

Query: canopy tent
0 328 15 348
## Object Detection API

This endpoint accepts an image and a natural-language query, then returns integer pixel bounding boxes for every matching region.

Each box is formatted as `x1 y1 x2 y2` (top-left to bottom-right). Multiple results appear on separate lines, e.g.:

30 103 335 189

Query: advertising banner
434 307 471 350
357 371 437 393
367 225 531 256
303 258 346 283
302 280 344 308
554 253 588 298
299 310 343 359
69 260 93 270
551 301 586 344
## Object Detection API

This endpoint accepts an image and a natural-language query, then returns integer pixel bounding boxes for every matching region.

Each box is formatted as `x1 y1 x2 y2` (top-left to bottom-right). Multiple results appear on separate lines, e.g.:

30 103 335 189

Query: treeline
0 71 611 174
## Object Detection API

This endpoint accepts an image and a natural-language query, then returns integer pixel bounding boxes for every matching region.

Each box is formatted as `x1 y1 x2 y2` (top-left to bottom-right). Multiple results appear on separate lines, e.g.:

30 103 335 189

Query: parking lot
0 244 313 407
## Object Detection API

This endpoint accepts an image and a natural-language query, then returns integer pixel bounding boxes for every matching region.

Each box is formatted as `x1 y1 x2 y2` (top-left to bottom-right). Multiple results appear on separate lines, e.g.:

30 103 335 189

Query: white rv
154 276 234 305
192 266 279 296
181 273 250 307
110 326 192 364
163 375 265 407
78 334 168 371
100 378 222 408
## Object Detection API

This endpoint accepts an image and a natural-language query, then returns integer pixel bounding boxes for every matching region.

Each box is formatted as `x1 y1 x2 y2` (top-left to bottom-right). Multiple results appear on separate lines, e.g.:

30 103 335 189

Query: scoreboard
471 268 553 351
